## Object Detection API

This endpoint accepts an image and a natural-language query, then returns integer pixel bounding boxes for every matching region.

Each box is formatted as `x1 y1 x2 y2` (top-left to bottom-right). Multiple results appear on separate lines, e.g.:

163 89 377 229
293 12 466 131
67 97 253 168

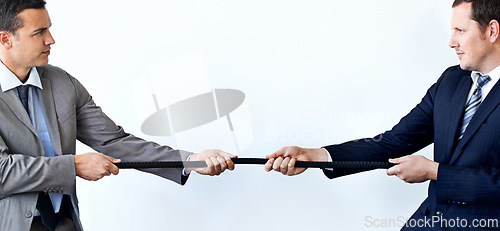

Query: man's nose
45 29 55 45
449 36 458 48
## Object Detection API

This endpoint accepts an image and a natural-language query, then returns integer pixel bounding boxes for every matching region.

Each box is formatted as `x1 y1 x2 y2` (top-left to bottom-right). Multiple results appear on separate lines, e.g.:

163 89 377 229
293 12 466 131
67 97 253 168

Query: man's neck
0 58 30 83
11 67 30 83
480 61 500 75
480 46 500 74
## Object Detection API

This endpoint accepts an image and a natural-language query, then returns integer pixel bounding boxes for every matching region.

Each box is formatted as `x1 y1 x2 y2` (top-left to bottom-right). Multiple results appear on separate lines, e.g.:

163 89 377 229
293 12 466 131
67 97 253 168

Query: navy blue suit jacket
323 65 500 230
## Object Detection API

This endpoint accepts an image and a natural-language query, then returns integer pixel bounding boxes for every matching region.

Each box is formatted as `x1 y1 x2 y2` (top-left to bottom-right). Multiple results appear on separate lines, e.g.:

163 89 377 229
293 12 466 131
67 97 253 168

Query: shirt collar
471 65 500 84
0 61 43 92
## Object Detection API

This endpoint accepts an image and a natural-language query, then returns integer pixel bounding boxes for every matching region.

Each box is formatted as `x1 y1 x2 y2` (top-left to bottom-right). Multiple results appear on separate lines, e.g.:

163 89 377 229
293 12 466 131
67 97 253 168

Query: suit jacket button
436 211 444 216
25 211 33 218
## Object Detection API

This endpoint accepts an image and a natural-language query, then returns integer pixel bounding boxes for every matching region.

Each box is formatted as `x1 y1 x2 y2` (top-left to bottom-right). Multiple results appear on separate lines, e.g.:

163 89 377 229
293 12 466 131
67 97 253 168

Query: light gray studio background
46 0 457 230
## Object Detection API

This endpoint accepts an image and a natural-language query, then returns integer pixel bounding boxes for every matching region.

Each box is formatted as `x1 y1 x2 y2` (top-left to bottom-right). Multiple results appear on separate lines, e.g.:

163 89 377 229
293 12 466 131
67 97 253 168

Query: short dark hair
0 0 46 34
453 0 500 30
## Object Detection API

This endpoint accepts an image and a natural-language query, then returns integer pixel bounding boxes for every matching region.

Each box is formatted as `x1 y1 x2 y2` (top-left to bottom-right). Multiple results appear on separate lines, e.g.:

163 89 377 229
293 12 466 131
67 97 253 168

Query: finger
266 153 280 159
216 156 227 172
272 157 284 171
266 152 283 159
109 164 119 175
286 158 297 176
388 158 399 164
264 158 274 172
218 150 238 159
102 154 120 163
280 157 291 175
389 155 410 164
100 159 119 175
205 158 215 176
386 165 398 176
210 156 221 175
266 147 286 159
265 154 274 159
98 168 111 178
225 156 235 171
103 158 120 175
399 174 407 182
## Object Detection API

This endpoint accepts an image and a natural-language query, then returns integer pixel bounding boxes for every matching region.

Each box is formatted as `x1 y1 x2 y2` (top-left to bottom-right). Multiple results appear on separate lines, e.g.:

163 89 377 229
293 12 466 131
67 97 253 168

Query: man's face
8 8 54 69
449 3 492 73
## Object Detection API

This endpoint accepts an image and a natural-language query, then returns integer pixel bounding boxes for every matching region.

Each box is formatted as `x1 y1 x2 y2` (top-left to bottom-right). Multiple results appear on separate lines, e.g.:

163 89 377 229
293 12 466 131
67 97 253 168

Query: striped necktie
459 74 491 139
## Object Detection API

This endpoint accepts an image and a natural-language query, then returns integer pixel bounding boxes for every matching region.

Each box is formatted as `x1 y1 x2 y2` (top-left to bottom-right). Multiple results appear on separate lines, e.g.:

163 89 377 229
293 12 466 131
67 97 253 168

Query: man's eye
34 30 45 36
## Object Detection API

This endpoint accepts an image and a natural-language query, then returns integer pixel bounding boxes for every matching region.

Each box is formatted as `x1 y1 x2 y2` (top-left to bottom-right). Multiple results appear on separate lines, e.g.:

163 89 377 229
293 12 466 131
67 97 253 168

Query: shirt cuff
323 148 333 171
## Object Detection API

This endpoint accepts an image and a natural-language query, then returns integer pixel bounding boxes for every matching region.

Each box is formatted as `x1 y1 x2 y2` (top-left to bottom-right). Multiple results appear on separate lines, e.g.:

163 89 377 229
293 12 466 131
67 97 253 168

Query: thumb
267 151 284 159
103 154 121 163
220 150 238 159
388 157 403 164
267 147 288 159
266 153 279 159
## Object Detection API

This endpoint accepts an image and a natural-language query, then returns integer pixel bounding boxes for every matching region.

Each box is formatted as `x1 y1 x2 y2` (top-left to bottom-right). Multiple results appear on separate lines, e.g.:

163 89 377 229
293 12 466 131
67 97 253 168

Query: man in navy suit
265 0 500 230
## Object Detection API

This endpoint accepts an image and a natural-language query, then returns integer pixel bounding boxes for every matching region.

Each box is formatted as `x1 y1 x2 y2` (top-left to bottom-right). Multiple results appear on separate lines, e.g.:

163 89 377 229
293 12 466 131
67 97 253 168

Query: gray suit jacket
0 64 191 231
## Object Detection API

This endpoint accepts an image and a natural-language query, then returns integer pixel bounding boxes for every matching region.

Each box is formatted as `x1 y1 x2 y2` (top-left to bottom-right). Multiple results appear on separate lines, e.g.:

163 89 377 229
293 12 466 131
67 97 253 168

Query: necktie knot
18 85 29 96
476 74 491 89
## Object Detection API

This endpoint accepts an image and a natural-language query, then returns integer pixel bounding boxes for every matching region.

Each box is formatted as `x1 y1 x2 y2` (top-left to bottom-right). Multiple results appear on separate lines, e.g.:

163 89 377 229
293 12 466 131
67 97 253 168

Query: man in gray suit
0 0 237 230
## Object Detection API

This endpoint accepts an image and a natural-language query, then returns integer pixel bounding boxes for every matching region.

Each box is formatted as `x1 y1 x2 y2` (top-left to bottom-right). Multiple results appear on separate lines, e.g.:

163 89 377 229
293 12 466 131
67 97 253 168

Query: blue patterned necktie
17 85 59 228
459 74 491 139
17 85 30 115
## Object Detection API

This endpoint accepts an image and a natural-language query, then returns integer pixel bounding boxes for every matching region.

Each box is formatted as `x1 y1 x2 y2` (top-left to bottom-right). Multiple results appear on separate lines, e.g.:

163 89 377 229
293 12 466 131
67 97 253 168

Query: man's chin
34 59 49 67
459 62 474 71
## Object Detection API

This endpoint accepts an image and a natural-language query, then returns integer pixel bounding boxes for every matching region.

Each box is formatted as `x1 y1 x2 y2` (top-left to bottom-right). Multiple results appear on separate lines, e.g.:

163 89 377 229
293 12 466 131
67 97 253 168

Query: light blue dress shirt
0 62 63 213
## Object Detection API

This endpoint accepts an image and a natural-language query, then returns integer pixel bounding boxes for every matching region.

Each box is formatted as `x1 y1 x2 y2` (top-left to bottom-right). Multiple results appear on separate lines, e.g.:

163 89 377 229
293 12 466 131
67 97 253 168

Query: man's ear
0 31 12 49
489 19 500 43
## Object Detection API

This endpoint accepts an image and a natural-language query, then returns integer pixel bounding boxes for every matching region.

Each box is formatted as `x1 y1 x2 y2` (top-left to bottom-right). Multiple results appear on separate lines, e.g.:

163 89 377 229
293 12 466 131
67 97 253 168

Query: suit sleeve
435 163 500 203
68 75 191 185
322 68 450 179
0 134 76 196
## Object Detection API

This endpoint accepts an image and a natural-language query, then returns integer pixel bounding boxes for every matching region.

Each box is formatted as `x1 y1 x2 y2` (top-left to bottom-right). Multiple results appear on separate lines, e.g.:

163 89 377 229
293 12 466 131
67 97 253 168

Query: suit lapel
441 73 471 164
450 80 500 164
0 87 38 136
37 68 63 156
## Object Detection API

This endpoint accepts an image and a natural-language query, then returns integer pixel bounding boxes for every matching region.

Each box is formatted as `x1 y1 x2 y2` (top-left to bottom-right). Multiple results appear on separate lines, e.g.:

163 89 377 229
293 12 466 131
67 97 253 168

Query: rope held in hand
115 158 394 169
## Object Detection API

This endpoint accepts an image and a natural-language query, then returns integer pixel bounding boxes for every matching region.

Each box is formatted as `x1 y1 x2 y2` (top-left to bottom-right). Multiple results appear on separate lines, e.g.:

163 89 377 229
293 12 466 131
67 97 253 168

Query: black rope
115 158 394 169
